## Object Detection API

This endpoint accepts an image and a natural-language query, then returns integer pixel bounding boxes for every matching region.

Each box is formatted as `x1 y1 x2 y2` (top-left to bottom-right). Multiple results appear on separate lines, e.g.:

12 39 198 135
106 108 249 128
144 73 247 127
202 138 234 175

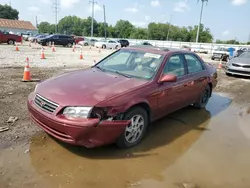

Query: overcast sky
0 0 249 42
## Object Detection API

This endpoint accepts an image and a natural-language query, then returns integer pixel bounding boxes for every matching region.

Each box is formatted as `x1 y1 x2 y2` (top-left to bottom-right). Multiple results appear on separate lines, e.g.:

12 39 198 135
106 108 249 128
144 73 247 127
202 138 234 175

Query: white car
191 47 208 54
95 39 121 49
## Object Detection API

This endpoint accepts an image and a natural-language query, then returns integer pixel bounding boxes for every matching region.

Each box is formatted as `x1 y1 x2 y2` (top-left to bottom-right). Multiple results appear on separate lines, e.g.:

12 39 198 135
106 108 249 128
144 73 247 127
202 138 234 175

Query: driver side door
156 54 190 118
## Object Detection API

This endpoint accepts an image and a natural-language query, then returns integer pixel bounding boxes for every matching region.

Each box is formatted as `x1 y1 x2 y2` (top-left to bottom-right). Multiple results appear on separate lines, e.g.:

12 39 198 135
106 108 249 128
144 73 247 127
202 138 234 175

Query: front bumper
225 66 250 77
27 93 130 148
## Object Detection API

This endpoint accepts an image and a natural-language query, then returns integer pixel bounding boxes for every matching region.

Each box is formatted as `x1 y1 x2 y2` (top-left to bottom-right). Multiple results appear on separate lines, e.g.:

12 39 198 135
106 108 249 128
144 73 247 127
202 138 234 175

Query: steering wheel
141 66 155 73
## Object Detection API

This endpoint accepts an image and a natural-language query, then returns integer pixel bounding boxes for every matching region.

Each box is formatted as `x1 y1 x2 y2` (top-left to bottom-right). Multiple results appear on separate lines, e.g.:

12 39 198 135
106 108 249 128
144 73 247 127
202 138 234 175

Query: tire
194 85 211 109
102 45 106 49
226 72 232 76
116 107 148 148
84 43 89 46
115 45 119 49
211 57 215 60
7 40 15 45
67 43 73 48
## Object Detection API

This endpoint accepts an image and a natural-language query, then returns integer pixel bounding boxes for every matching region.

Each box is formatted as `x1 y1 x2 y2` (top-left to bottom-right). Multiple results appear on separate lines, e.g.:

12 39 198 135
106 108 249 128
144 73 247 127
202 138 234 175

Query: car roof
125 45 186 55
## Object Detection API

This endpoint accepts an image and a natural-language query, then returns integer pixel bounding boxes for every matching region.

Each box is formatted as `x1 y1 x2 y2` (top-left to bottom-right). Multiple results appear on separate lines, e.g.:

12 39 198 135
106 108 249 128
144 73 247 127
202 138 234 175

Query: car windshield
95 50 164 80
239 52 250 58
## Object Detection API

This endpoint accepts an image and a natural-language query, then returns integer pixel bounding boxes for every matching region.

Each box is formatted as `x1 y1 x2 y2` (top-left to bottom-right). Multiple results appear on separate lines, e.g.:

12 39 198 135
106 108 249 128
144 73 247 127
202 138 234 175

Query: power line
103 5 107 39
52 0 60 33
196 0 208 43
89 0 97 37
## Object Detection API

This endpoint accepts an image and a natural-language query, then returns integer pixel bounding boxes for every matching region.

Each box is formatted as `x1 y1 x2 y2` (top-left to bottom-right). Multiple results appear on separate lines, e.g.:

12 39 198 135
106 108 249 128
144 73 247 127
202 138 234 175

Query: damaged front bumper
27 94 130 148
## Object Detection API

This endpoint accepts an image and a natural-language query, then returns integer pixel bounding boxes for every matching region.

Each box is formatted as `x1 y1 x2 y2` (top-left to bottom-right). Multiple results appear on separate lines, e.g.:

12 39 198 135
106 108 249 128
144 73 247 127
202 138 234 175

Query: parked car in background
22 31 34 41
78 38 97 46
38 34 75 47
181 45 191 51
0 30 22 45
117 39 130 47
29 34 49 43
191 47 208 54
28 34 40 42
141 41 152 46
235 48 250 57
211 47 230 61
95 39 121 49
74 36 84 44
27 46 217 148
225 51 250 77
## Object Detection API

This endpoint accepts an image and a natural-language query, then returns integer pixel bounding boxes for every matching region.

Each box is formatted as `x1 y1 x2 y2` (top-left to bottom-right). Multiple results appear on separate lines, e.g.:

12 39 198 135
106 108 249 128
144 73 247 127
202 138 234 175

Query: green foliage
0 5 19 20
37 15 214 43
216 39 240 45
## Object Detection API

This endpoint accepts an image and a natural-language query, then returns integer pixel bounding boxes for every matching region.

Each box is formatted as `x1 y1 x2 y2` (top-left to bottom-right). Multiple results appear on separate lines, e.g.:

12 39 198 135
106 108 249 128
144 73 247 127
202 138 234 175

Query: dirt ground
0 44 250 188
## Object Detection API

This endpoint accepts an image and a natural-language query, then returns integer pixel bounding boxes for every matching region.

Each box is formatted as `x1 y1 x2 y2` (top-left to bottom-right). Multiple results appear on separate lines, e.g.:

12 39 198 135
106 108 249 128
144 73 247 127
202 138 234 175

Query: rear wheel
194 85 211 109
116 107 148 148
67 43 73 48
7 40 15 45
102 45 106 49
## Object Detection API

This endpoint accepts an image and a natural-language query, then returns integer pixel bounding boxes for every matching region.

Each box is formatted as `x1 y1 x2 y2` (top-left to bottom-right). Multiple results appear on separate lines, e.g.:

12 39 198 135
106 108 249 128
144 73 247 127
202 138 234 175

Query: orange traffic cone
15 44 19 51
22 58 31 82
41 48 46 59
79 50 83 60
218 60 222 69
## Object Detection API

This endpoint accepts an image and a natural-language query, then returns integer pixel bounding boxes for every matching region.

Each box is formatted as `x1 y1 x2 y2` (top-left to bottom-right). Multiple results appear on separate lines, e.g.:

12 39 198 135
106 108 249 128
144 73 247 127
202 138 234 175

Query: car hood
231 57 250 64
35 68 148 107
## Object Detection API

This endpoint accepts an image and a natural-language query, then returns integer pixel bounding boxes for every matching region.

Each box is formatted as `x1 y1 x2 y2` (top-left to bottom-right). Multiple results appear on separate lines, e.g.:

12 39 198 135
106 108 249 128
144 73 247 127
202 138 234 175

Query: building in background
0 18 38 36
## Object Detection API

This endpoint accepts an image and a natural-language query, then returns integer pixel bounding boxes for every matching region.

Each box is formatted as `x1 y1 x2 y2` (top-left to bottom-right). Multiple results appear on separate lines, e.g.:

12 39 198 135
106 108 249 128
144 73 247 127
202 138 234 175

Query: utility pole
89 0 97 37
196 0 208 43
166 15 172 41
52 0 60 33
103 5 107 39
35 16 38 28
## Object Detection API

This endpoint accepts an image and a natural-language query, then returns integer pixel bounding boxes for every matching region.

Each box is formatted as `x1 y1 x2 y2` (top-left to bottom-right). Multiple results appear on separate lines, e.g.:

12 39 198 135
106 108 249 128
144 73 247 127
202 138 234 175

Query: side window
163 54 185 77
184 54 204 73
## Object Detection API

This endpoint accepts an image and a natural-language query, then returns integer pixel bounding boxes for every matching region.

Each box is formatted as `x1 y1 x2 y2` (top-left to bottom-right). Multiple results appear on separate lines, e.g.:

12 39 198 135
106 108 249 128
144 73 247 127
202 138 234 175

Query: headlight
63 107 93 118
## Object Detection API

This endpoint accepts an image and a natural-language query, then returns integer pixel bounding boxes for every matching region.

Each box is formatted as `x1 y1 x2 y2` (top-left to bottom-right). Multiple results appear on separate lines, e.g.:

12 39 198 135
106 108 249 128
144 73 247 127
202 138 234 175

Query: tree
37 22 52 33
188 24 213 43
115 20 134 38
0 4 19 20
247 42 250 45
130 28 148 39
58 16 83 35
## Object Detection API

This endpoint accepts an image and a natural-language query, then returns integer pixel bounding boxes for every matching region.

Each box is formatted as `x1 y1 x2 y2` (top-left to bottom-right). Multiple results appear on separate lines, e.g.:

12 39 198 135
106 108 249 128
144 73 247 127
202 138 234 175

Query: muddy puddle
1 93 250 188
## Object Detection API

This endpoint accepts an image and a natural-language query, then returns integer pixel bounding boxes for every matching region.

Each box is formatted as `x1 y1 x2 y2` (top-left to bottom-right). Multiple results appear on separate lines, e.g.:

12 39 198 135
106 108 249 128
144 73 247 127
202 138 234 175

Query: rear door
183 53 208 103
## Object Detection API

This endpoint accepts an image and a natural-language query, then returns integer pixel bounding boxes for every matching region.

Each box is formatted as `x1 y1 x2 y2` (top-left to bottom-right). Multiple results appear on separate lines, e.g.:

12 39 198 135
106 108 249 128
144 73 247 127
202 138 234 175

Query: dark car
181 45 191 51
117 39 130 47
225 51 250 77
141 41 152 46
27 46 217 148
38 34 75 47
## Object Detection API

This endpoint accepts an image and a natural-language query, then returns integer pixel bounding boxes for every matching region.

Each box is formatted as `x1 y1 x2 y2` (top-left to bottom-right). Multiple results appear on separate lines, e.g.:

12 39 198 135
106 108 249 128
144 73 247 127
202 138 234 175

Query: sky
0 0 249 42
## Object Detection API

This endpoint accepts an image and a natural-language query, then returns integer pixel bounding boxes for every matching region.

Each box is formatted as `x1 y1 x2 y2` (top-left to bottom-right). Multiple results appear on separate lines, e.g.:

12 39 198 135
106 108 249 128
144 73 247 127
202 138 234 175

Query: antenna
52 0 60 33
196 0 208 43
89 0 98 37
103 4 107 39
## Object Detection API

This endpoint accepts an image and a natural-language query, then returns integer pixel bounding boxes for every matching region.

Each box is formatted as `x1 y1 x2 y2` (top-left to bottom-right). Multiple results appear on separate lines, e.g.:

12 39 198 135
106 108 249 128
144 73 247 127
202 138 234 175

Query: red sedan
27 46 218 148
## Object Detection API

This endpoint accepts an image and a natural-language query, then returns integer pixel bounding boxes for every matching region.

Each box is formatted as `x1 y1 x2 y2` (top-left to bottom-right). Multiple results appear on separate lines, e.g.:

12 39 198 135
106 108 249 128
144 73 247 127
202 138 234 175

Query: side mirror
159 74 177 83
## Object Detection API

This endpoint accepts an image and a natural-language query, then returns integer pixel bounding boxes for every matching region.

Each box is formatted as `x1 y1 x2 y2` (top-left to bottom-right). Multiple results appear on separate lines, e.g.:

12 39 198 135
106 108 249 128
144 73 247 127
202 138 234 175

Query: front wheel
194 85 211 109
116 107 148 148
102 45 106 49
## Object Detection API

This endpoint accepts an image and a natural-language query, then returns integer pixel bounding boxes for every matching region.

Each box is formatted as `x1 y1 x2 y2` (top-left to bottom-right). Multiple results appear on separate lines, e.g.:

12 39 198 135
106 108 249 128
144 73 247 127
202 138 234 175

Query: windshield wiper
115 71 132 78
95 66 106 72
